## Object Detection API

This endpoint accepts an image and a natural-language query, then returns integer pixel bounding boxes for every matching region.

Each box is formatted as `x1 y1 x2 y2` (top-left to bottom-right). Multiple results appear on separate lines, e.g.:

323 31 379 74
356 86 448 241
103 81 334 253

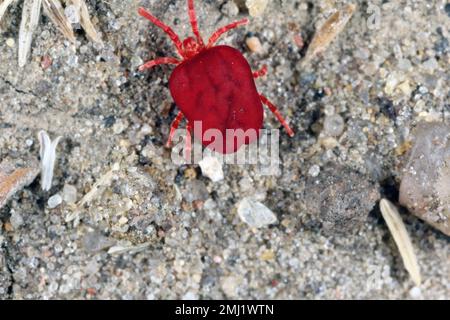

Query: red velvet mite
138 0 294 154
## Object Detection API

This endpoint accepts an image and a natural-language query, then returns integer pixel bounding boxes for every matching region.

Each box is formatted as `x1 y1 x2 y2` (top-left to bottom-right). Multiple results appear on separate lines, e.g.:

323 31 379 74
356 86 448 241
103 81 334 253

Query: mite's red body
169 46 263 153
138 0 294 155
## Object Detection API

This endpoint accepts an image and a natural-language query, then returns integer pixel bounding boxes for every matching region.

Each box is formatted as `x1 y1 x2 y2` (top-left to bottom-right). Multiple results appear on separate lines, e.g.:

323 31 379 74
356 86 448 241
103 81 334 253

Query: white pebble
6 38 15 48
409 286 422 299
10 211 24 229
62 184 77 204
64 5 80 24
237 197 277 228
308 165 321 177
246 0 269 17
199 156 224 182
48 194 62 209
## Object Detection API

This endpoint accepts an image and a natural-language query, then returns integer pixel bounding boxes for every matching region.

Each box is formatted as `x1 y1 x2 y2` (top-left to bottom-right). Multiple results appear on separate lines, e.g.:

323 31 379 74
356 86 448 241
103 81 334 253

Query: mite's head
182 37 203 59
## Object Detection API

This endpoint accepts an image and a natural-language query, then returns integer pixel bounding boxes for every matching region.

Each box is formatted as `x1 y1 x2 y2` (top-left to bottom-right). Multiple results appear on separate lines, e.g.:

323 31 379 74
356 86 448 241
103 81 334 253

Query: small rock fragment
198 156 224 182
323 114 345 137
399 122 450 236
245 0 268 17
82 231 115 252
6 38 15 47
220 275 241 298
221 0 239 17
308 165 320 177
62 184 77 204
10 211 24 229
237 197 277 228
64 4 80 24
183 180 209 202
304 163 379 234
246 36 263 54
48 194 62 208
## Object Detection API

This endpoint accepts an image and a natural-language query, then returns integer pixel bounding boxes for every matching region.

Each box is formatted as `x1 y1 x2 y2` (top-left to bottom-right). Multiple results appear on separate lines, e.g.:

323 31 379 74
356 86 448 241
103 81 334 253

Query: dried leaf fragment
0 159 39 209
18 0 42 67
0 0 16 24
380 199 422 286
303 4 356 63
43 0 75 43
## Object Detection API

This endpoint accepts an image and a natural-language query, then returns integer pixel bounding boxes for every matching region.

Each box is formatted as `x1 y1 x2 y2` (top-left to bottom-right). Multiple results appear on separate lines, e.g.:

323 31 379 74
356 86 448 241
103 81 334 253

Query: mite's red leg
207 18 249 48
253 65 268 79
188 0 204 47
138 7 185 58
184 122 192 160
139 57 180 71
166 112 185 148
259 94 295 137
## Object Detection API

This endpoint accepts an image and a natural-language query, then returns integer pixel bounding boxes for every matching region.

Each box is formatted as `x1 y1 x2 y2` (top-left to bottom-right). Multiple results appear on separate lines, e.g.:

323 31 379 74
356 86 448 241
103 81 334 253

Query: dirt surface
0 0 448 299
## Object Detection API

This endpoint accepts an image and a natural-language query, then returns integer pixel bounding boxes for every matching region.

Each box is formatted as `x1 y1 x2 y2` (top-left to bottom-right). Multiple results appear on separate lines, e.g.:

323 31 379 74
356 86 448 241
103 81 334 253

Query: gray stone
399 122 450 236
304 163 380 234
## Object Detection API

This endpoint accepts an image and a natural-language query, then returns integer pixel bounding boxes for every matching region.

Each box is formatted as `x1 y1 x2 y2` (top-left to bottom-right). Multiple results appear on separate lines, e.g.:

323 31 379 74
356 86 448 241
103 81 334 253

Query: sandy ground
0 0 448 299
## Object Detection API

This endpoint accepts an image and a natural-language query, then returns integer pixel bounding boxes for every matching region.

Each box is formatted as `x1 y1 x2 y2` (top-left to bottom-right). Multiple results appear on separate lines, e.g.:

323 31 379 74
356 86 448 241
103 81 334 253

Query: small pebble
183 180 209 202
237 197 277 228
6 38 15 48
10 211 24 229
198 156 224 182
422 58 438 73
48 194 62 209
246 36 263 54
409 286 422 299
323 114 345 137
246 0 269 17
62 184 77 204
25 139 34 147
308 165 321 177
41 56 53 70
64 5 80 24
221 0 239 17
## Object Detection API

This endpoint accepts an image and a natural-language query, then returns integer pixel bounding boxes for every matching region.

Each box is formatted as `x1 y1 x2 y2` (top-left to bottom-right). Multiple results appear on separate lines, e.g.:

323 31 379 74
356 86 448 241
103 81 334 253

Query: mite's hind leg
166 112 185 148
259 94 294 137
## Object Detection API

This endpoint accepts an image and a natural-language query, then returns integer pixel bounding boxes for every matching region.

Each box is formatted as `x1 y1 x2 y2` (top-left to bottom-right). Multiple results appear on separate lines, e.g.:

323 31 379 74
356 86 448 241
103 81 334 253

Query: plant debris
0 159 39 209
379 199 422 286
0 0 102 67
303 3 356 63
38 130 62 191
